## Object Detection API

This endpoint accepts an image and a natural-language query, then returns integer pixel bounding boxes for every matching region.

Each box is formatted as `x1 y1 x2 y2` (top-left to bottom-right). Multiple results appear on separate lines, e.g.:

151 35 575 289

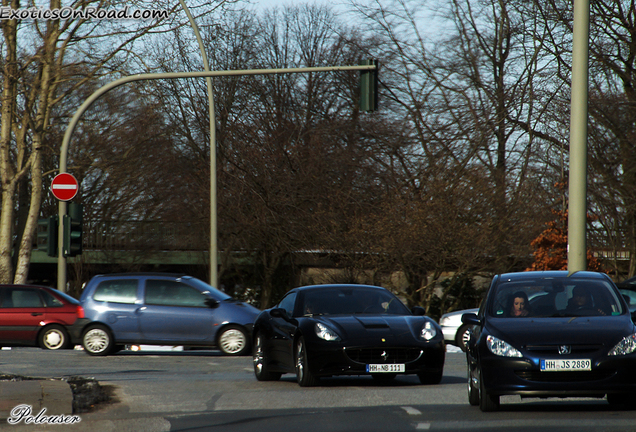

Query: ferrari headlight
420 321 437 341
315 323 341 341
609 333 636 356
487 335 522 358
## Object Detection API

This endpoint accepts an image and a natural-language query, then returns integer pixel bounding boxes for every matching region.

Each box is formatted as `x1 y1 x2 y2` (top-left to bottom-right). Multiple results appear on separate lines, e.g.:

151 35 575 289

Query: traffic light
359 59 379 112
37 216 58 257
63 203 83 257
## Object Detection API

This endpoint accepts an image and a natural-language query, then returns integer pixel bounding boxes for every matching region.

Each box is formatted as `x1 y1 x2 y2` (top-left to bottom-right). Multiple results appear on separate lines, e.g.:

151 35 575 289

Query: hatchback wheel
39 325 69 350
82 325 114 356
218 325 249 356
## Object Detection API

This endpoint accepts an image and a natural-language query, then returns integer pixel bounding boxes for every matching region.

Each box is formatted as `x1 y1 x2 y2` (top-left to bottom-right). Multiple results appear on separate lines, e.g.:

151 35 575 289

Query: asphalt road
2 346 636 431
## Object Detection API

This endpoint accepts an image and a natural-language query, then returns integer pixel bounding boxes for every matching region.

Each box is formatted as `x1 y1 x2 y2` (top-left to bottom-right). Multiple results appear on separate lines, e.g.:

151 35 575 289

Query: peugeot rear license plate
540 359 591 371
366 364 405 373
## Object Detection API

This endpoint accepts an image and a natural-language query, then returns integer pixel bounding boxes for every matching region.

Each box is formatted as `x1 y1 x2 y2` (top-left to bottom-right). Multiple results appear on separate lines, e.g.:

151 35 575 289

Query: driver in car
566 286 607 316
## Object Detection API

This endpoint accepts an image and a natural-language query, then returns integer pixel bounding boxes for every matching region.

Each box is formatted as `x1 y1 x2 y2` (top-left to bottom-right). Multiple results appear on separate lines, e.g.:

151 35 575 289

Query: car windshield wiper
303 313 327 317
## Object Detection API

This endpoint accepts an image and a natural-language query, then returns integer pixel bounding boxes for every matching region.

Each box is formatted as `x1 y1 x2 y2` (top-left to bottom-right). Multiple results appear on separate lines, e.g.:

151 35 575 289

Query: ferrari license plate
540 359 591 371
366 364 405 373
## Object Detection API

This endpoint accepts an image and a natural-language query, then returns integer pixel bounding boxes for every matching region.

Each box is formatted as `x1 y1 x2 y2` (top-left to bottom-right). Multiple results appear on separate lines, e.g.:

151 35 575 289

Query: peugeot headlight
609 333 636 356
315 323 341 341
486 335 522 358
420 321 437 341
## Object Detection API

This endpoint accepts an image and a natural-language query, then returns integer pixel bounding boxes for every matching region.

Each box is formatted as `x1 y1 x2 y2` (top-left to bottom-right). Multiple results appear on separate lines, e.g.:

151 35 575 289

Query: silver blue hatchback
79 273 260 356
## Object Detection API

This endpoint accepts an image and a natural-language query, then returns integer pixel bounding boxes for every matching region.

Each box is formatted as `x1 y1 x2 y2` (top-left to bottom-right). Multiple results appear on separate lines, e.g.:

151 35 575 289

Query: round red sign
50 173 79 201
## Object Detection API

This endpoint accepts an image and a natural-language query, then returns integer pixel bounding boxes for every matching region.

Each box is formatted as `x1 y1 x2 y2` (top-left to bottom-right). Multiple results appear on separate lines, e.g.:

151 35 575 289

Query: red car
0 284 88 350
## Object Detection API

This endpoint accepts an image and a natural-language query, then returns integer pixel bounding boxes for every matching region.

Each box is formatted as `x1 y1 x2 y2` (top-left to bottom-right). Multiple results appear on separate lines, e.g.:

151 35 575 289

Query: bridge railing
83 220 208 251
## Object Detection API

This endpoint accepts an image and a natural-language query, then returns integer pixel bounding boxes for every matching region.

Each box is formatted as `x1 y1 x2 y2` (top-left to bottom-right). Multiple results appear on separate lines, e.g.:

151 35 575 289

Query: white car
439 308 479 351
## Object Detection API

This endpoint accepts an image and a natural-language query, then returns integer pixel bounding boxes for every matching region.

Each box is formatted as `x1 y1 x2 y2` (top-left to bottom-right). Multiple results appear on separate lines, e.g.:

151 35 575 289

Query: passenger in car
509 291 530 317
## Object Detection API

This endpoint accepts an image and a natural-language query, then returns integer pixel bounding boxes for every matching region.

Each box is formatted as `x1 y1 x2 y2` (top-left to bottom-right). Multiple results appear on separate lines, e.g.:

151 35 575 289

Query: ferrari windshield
489 277 624 318
300 287 410 316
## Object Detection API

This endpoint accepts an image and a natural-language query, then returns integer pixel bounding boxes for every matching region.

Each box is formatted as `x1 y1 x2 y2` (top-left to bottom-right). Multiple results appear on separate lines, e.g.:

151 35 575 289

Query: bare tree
0 1 252 285
530 0 636 278
0 0 192 284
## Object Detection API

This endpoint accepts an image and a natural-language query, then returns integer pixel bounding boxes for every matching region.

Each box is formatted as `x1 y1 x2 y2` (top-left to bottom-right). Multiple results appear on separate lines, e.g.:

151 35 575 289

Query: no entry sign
51 173 79 201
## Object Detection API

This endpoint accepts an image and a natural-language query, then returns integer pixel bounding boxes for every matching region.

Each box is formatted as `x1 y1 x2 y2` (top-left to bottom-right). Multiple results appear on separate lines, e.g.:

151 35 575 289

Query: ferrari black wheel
253 333 281 381
296 337 318 387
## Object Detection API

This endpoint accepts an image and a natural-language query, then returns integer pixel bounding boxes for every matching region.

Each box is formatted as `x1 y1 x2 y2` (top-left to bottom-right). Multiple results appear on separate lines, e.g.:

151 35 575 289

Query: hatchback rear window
93 280 138 304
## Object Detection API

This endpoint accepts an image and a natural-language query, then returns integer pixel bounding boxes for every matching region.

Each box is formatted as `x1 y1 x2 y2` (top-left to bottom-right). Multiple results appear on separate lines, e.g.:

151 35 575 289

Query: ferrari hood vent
354 316 390 328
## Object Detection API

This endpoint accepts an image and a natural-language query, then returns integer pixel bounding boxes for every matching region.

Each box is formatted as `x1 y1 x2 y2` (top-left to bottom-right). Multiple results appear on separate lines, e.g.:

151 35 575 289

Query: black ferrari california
463 271 636 411
252 284 445 386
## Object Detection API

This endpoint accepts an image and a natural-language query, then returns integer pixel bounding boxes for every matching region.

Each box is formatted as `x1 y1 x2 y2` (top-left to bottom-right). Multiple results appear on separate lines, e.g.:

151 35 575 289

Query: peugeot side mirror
461 313 481 326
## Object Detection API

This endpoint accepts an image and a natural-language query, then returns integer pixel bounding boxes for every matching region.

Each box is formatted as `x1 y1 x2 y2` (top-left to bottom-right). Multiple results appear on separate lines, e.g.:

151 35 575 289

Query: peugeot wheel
479 368 499 412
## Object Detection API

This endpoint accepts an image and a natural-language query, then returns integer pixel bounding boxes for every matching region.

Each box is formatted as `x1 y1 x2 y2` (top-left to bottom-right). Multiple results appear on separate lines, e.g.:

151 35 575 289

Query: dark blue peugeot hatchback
463 271 636 411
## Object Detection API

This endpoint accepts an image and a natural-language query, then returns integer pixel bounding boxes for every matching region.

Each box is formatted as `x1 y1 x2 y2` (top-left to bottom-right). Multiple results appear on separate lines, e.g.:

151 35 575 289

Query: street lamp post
178 0 218 287
568 0 590 273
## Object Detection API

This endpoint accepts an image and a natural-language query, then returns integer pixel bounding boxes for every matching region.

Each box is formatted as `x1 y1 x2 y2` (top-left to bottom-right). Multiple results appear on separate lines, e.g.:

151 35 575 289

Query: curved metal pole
178 0 218 287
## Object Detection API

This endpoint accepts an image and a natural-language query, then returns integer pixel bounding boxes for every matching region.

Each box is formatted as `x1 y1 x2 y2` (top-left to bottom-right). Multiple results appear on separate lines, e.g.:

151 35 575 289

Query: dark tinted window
1 288 44 308
301 287 410 316
187 278 231 301
145 280 207 307
93 280 138 304
278 292 297 316
41 290 64 307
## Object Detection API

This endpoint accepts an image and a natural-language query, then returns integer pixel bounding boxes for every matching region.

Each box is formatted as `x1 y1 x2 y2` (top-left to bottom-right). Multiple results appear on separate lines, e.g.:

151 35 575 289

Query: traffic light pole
57 63 377 291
